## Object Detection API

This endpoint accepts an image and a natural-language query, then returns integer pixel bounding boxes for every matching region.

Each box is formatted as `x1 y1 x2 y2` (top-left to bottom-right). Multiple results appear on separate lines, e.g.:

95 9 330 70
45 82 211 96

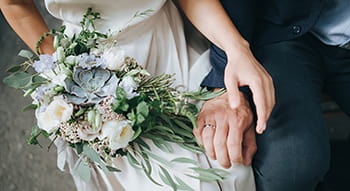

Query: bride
1 0 256 190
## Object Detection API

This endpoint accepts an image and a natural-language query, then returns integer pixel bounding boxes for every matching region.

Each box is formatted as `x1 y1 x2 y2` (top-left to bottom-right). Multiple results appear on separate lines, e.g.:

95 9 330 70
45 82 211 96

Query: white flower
41 69 67 87
36 98 73 133
119 76 139 99
100 120 134 150
120 76 138 89
65 55 77 65
103 47 126 70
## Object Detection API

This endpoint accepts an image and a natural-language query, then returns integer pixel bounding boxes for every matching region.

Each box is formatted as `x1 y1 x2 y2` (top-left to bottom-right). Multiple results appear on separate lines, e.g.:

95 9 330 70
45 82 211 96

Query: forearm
0 0 54 54
178 0 250 59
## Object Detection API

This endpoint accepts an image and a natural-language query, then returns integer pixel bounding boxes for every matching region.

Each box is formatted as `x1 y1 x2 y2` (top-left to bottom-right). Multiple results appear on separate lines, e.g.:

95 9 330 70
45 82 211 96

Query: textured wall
0 1 75 190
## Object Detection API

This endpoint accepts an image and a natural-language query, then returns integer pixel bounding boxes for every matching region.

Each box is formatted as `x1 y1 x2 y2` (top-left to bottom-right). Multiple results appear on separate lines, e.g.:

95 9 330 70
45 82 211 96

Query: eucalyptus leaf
179 144 203 154
6 65 22 73
3 72 32 89
21 104 38 112
18 50 34 59
126 152 141 169
106 166 121 172
159 166 177 190
73 157 91 182
83 144 101 163
140 162 162 186
171 158 198 166
174 176 195 191
153 140 173 153
135 138 151 150
76 143 84 155
143 150 172 167
130 126 142 141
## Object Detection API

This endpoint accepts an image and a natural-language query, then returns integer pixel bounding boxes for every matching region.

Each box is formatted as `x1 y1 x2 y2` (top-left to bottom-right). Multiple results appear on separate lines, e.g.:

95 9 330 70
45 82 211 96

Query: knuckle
227 142 241 149
214 139 226 148
219 161 231 169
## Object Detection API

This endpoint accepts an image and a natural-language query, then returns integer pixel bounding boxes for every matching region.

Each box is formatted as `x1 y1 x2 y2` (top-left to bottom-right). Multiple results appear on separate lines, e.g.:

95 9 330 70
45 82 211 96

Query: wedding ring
203 124 215 129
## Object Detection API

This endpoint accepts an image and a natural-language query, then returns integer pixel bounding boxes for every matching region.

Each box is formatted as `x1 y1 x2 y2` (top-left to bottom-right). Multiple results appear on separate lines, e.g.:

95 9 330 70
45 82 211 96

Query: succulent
64 67 119 105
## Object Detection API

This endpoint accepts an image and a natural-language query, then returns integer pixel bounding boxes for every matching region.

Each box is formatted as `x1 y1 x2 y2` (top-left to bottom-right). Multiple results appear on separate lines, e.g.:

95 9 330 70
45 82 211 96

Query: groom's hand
194 91 257 168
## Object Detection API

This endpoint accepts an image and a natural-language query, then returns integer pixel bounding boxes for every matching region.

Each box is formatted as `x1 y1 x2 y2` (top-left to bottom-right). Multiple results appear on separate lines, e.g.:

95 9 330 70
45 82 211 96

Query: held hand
194 92 257 168
225 43 275 134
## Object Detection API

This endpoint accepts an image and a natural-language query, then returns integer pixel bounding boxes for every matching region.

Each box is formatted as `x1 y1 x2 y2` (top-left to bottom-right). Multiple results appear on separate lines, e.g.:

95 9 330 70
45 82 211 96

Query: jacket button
292 25 302 35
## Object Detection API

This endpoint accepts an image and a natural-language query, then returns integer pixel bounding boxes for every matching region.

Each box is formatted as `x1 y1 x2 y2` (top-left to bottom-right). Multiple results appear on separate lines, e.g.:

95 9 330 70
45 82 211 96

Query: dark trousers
252 33 350 191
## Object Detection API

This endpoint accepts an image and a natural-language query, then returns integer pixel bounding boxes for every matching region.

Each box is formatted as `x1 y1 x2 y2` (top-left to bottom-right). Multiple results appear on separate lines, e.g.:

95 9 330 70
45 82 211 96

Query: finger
242 127 257 166
224 75 241 109
227 115 243 164
214 119 230 168
249 82 268 134
202 121 216 160
194 115 205 146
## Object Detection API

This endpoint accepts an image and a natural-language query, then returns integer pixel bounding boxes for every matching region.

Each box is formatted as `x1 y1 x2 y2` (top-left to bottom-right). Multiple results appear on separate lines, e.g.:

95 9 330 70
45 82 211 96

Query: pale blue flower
77 53 106 69
33 54 55 73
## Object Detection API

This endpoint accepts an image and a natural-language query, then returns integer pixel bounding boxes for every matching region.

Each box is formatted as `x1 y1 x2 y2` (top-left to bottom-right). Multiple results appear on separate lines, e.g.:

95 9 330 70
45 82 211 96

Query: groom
199 0 350 190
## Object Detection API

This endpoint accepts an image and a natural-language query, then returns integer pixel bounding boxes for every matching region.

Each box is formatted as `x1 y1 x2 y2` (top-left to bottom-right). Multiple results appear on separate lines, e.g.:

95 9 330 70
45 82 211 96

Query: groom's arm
178 0 274 135
178 0 273 167
0 0 54 54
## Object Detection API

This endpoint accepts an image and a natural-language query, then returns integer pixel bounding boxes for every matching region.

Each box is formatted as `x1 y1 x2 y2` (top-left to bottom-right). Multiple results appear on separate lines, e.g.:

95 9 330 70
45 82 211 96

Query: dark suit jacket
201 0 324 88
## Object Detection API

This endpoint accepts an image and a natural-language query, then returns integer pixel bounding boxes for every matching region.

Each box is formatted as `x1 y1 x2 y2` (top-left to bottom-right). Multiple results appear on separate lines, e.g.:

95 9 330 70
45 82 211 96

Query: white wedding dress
44 0 256 190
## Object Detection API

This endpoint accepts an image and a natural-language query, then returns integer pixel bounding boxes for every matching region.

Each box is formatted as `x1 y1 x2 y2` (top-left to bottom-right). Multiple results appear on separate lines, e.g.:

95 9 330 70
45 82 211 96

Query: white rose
36 98 73 133
103 47 126 70
100 120 134 150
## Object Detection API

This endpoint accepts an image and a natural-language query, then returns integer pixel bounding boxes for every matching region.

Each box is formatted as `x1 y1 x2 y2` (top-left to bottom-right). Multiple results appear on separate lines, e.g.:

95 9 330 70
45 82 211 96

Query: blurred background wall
0 1 349 191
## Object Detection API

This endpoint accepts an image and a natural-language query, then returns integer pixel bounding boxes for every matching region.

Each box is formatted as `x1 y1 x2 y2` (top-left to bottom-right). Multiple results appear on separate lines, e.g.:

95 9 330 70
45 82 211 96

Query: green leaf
130 126 142 141
3 72 32 89
173 119 193 132
171 158 198 166
126 152 141 169
76 143 84 155
82 144 101 163
178 144 203 154
116 87 127 100
73 157 91 182
143 150 172 167
136 114 146 124
106 166 121 172
136 101 149 117
26 125 42 146
159 166 177 190
6 65 22 73
135 138 151 150
153 140 173 153
18 50 34 59
41 130 51 138
174 176 195 191
21 104 38 112
147 125 174 134
141 162 162 186
32 75 47 83
187 167 225 181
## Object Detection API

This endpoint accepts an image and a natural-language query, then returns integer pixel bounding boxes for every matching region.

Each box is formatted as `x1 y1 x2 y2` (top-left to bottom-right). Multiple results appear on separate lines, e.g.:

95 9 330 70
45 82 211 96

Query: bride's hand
194 92 257 168
225 42 275 134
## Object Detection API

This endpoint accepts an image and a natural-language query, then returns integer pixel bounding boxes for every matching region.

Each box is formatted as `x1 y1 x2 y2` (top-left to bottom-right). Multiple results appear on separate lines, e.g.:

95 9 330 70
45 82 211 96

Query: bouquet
4 8 227 190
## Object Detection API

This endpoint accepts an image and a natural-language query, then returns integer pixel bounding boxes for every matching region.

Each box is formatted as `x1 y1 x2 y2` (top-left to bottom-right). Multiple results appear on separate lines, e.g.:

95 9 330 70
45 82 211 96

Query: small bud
53 36 59 49
56 47 65 63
